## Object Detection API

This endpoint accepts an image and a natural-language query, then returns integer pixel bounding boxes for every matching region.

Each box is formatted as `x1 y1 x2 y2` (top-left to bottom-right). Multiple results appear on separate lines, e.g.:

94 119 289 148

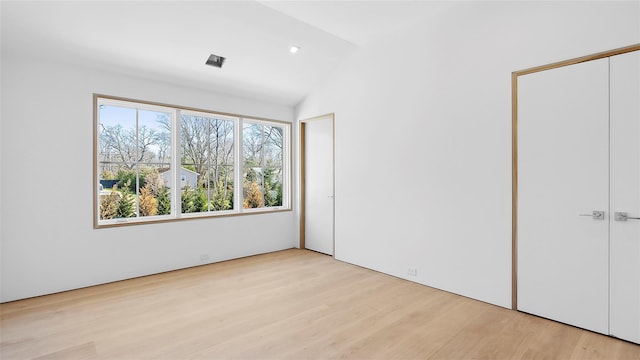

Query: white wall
296 1 639 308
0 54 297 302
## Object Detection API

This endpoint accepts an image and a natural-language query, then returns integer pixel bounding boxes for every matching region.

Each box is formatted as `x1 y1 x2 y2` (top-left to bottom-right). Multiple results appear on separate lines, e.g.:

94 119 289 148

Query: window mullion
236 118 243 212
135 109 140 218
261 124 266 206
206 118 212 212
173 110 182 217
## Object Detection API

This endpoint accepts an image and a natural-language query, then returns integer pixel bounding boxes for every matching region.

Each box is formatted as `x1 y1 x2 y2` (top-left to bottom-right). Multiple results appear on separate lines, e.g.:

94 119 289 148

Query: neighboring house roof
158 167 199 176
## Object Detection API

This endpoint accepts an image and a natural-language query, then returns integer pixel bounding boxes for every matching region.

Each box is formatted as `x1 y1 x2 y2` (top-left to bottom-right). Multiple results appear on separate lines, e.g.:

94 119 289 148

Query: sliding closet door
517 58 610 334
610 50 640 343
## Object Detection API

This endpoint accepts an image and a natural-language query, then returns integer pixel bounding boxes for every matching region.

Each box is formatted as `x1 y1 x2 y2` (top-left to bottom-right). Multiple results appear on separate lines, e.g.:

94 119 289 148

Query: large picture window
95 95 290 227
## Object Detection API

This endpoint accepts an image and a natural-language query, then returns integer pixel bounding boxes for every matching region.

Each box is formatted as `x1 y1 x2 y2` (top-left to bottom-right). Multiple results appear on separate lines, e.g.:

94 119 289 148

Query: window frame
241 118 289 212
94 94 292 228
178 109 238 217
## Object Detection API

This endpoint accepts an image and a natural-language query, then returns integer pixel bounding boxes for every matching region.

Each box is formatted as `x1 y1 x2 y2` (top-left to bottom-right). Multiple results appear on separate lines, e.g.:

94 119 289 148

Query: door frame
299 113 335 254
511 43 640 310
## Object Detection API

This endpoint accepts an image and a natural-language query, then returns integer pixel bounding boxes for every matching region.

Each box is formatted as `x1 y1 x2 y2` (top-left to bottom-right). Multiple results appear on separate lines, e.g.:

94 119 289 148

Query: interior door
609 50 640 343
303 115 334 255
517 58 610 334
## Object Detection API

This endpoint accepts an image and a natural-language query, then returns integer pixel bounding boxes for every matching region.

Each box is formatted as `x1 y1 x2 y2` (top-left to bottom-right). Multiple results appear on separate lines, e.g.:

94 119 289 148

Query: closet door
518 58 610 334
610 50 640 343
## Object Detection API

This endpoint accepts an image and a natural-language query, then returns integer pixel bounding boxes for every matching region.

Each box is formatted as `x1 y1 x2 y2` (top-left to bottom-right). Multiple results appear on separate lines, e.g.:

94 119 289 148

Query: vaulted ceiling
1 1 452 106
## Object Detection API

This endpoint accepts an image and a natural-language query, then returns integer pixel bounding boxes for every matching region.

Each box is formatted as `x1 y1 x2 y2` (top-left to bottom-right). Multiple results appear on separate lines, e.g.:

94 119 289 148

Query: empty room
1 1 639 359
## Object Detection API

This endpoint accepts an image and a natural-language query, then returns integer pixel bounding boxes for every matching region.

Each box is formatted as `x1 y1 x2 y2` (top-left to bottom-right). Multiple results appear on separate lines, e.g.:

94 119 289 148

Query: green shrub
211 180 232 211
115 170 137 193
157 186 171 215
116 181 135 218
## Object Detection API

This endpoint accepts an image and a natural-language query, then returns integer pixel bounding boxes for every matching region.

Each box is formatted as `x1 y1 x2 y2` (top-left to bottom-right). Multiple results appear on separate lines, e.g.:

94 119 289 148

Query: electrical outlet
407 267 418 276
200 254 210 261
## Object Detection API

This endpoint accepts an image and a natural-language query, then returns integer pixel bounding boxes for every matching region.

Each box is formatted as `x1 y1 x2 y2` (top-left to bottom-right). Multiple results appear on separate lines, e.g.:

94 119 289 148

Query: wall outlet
407 267 418 276
200 254 210 261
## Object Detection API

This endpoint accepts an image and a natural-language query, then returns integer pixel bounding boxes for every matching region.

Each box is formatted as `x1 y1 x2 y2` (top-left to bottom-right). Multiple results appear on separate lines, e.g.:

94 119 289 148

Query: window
97 101 173 222
180 112 235 214
243 122 284 209
95 95 290 227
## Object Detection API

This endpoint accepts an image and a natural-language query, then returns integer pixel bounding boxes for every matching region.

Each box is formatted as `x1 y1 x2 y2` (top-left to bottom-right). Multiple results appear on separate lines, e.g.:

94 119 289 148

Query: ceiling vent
205 54 226 68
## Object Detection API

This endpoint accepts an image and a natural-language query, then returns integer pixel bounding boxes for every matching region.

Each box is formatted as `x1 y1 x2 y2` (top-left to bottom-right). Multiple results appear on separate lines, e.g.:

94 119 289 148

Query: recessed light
289 45 300 54
205 54 226 68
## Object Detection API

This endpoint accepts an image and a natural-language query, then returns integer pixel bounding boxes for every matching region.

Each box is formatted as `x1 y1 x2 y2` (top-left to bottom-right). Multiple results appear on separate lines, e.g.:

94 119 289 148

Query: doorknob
615 212 640 221
579 210 605 220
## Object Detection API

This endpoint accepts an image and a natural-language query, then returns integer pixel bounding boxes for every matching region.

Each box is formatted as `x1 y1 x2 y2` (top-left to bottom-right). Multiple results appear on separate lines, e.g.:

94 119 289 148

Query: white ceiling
1 1 452 107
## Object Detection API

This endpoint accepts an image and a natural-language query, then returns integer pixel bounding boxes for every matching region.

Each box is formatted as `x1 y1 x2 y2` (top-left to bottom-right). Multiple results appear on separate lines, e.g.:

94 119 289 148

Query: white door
609 50 640 343
518 58 610 334
303 116 334 255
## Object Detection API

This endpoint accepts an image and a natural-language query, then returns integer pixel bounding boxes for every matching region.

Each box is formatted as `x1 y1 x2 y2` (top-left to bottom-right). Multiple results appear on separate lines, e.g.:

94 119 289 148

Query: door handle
615 212 640 221
579 210 605 220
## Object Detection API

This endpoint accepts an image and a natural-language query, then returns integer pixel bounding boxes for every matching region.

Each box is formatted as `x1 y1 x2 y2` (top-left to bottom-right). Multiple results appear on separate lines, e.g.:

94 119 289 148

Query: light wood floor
1 249 639 359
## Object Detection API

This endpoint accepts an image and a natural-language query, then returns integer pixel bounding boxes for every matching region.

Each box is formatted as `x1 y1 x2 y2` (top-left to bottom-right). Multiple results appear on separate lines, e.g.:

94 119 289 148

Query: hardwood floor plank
1 249 639 359
570 331 640 360
33 342 97 360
